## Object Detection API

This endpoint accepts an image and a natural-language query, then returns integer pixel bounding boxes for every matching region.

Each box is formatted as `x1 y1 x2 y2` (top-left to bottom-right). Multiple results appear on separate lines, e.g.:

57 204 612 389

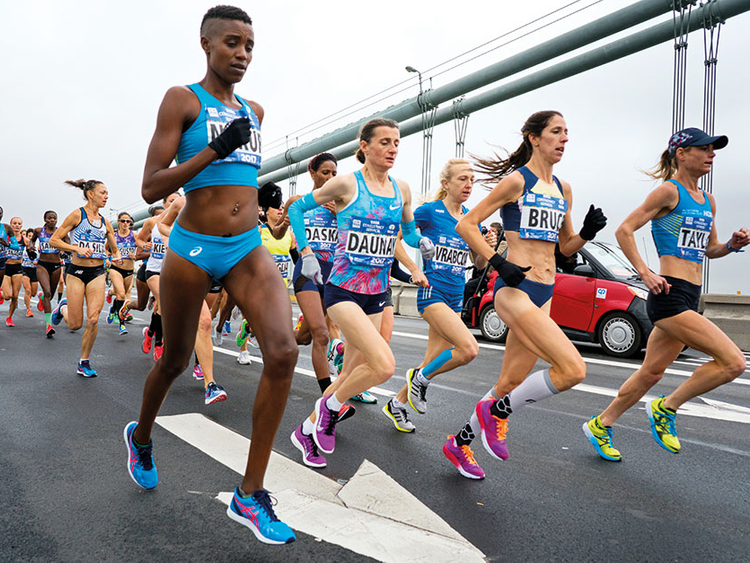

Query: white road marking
157 413 484 562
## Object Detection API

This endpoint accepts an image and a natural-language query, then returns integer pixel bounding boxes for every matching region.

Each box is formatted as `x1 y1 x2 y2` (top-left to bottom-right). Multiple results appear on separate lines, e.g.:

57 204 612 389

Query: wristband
726 242 744 253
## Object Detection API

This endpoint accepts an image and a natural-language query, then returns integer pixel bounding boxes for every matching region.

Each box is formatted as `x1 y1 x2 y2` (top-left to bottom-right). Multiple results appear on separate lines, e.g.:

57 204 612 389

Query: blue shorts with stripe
417 283 463 315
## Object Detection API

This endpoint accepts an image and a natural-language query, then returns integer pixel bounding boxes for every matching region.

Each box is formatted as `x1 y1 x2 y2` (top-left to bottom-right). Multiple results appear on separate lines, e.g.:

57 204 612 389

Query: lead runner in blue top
123 6 297 545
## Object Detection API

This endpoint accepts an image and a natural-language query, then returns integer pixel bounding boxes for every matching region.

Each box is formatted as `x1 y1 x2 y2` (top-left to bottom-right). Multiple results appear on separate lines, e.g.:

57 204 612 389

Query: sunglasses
119 219 133 225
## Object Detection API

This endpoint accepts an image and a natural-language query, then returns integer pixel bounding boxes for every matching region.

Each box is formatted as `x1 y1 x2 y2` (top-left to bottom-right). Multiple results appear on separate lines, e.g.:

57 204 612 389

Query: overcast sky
1 0 748 293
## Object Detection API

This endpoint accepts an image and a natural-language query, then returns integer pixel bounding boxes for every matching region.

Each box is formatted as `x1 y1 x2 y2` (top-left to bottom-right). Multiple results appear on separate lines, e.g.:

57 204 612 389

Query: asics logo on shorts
189 246 203 257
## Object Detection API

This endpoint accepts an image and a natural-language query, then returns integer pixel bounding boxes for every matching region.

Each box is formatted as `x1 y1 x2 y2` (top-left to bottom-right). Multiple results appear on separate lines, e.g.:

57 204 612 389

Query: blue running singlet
651 179 713 264
327 171 403 295
176 83 261 193
70 208 107 261
501 166 568 243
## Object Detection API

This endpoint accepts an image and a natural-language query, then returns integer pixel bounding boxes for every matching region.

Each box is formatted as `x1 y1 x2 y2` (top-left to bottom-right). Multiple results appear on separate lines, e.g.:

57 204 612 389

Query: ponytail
65 178 102 201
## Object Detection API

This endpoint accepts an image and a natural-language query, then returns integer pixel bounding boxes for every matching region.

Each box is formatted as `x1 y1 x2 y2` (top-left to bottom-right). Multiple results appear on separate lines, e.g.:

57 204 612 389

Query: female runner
444 111 607 479
123 5 297 544
106 212 137 335
383 159 492 433
21 229 39 317
50 179 121 377
287 117 434 468
2 217 26 327
31 210 65 337
583 127 748 461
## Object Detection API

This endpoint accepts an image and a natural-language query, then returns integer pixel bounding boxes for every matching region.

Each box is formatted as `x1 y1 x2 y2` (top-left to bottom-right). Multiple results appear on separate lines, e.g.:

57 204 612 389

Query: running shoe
107 307 116 324
26 310 34 318
37 291 45 311
51 299 66 326
231 306 241 320
582 416 621 462
475 399 509 461
226 488 296 545
381 399 416 433
0 297 4 305
312 395 338 454
77 360 97 378
106 293 113 304
5 317 14 327
647 395 680 454
147 295 155 310
125 313 134 322
290 425 326 468
141 327 153 354
205 382 228 405
214 325 224 346
193 364 204 380
294 314 304 331
45 324 55 338
153 344 164 362
442 435 485 479
119 323 128 336
237 350 252 365
351 390 378 404
406 368 428 414
246 332 259 349
223 321 231 336
236 319 251 347
123 421 158 490
119 300 131 323
327 338 344 375
338 403 356 423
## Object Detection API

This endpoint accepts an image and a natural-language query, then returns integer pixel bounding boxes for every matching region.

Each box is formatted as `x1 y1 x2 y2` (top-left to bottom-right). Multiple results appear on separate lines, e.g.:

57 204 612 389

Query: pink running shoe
442 435 485 479
475 399 510 461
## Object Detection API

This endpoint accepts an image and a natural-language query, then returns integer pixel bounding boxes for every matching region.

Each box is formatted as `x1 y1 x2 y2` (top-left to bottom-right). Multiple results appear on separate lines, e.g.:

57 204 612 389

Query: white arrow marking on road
156 413 484 563
573 383 750 424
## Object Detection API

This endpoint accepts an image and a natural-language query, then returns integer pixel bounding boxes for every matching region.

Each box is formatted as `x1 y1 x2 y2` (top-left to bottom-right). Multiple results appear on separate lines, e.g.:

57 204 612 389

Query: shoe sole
338 405 356 423
312 397 336 454
290 431 326 468
381 404 415 433
406 369 426 414
351 393 378 404
123 422 157 490
225 503 293 545
647 403 680 454
442 443 484 480
581 422 621 462
205 392 228 405
77 369 97 378
476 402 508 461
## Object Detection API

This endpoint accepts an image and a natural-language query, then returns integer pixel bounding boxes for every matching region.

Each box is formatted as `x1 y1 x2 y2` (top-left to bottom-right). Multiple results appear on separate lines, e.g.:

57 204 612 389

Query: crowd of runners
2 4 748 548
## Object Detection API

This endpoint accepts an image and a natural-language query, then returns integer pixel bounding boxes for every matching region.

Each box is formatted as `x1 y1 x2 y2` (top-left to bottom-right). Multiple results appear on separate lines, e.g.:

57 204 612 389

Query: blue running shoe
107 307 115 324
51 299 66 326
205 382 228 405
226 488 296 545
119 323 128 336
123 421 158 490
77 360 97 378
222 321 231 336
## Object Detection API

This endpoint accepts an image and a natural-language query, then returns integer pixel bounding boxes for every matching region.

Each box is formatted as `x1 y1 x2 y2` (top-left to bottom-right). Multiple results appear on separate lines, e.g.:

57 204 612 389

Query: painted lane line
157 413 484 562
212 346 395 397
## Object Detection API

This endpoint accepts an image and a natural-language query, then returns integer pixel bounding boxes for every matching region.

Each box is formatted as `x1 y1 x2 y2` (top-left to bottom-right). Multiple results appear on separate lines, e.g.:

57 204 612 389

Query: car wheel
596 312 642 358
479 305 508 343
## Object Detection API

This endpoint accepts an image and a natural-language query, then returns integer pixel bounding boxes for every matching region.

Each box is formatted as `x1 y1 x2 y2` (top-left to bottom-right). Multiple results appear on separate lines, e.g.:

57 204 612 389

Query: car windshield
586 243 640 280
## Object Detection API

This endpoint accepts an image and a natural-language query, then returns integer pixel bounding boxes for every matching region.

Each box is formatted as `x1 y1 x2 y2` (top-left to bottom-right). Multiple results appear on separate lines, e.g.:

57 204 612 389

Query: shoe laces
491 415 508 441
654 408 677 435
459 444 479 467
136 442 154 471
305 432 321 457
322 405 337 436
252 490 280 522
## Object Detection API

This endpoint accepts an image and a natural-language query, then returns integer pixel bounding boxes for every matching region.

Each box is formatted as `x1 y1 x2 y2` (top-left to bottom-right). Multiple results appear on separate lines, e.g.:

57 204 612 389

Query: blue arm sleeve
401 219 422 249
288 192 318 251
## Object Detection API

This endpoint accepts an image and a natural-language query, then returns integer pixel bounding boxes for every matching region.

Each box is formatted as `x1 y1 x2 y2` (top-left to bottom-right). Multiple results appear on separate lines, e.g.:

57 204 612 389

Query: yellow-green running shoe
647 395 680 454
582 416 621 461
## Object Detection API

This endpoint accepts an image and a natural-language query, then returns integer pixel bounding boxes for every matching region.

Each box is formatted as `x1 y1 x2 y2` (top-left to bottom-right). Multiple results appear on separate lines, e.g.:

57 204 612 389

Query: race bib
206 106 261 167
345 216 398 267
77 239 106 259
151 240 166 260
5 246 23 260
117 241 136 258
677 213 712 262
39 240 58 254
519 193 568 242
432 235 470 277
273 254 291 278
305 216 338 253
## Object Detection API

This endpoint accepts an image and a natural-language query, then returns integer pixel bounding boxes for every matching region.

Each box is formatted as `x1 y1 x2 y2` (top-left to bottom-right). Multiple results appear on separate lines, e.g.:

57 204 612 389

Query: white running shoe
237 350 252 365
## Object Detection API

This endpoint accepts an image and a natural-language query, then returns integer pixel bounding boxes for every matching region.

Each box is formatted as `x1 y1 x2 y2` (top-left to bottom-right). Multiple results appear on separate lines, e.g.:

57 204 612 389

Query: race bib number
206 106 261 167
5 246 23 260
77 239 106 259
432 235 470 278
345 217 398 267
117 241 136 258
677 213 712 262
39 240 58 254
305 216 338 254
273 254 291 278
151 240 166 260
519 193 568 242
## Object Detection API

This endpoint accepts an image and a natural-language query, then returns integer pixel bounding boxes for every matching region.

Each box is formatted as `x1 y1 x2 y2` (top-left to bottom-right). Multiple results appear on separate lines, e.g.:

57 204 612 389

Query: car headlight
628 286 648 300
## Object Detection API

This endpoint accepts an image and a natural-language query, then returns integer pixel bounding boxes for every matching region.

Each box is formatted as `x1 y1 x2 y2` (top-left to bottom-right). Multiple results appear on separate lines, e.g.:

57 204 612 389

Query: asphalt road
1 296 749 562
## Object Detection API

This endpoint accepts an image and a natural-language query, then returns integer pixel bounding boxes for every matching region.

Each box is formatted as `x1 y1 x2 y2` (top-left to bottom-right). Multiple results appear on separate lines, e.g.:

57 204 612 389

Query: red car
463 242 653 358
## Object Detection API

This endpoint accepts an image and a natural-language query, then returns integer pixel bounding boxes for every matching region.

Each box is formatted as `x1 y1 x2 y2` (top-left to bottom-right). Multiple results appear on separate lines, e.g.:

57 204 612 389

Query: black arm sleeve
390 259 412 284
289 248 299 265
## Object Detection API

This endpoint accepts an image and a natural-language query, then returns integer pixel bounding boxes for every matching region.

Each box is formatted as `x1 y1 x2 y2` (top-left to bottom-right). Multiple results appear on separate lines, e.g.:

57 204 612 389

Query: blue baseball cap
668 127 728 156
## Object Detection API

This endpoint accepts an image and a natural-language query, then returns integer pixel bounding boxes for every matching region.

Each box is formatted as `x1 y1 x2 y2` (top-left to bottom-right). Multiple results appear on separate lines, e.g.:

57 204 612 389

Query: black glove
579 204 607 241
489 253 531 287
27 248 38 261
208 117 251 160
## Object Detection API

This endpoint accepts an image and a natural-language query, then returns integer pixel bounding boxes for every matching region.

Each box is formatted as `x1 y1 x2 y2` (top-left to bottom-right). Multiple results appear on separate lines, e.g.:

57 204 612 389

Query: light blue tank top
304 206 337 263
71 208 107 260
500 166 567 243
651 179 713 264
176 83 261 193
327 171 403 294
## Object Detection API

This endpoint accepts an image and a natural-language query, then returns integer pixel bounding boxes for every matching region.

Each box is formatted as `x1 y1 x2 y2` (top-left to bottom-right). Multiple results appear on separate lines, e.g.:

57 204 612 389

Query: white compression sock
507 369 559 411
